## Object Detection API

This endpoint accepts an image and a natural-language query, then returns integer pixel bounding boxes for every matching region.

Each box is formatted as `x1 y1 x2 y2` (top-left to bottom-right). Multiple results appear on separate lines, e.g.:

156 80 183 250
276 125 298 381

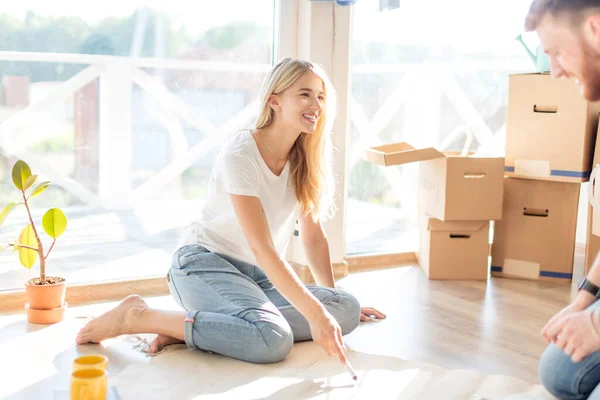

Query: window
0 1 275 290
347 0 533 255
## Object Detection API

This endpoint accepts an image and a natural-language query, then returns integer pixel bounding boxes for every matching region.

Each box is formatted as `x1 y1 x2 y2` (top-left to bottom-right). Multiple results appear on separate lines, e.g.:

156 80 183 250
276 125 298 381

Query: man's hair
525 0 600 31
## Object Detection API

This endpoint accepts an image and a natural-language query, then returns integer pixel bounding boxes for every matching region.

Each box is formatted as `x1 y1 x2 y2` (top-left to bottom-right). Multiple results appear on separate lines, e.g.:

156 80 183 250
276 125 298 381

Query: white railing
0 51 531 211
0 51 270 209
0 51 270 72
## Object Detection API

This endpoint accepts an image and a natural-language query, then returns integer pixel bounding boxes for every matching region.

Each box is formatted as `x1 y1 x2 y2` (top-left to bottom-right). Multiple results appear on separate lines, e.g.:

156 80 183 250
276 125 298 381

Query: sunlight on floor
0 318 84 398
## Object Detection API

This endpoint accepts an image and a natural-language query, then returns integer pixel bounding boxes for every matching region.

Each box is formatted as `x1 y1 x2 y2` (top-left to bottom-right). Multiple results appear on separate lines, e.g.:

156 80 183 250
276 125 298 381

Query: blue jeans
539 300 600 399
167 244 361 364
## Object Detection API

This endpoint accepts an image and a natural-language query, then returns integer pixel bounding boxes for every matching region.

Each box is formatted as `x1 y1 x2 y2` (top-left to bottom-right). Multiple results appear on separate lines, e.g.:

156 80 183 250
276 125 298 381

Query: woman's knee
249 322 294 364
330 289 361 335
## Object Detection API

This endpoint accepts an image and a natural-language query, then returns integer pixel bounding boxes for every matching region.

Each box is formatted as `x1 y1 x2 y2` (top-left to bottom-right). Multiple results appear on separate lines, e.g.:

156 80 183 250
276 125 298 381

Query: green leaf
42 208 67 239
17 225 38 269
23 174 38 191
0 202 16 228
30 181 51 198
12 160 31 190
0 244 9 252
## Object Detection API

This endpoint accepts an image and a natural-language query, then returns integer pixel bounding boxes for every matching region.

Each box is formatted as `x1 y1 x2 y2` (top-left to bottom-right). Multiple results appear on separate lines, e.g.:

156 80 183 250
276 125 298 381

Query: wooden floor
338 266 571 384
0 264 572 398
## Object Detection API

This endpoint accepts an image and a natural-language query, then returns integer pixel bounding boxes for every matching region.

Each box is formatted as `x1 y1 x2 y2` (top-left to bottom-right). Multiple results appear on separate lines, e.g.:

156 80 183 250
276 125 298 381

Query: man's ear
584 15 600 47
267 94 281 113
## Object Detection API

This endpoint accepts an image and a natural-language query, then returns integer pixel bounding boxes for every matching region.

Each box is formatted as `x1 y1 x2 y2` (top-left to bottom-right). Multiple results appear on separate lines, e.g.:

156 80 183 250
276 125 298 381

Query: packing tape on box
503 258 540 279
589 165 600 236
514 160 550 178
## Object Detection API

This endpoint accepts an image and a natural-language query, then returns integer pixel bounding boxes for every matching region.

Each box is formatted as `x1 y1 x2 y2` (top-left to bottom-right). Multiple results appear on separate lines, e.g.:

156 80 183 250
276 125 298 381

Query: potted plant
1 160 68 324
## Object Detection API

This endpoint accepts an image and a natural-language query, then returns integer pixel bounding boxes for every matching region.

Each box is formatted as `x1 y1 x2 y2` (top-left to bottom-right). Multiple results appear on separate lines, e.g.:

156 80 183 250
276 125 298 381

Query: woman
76 58 385 365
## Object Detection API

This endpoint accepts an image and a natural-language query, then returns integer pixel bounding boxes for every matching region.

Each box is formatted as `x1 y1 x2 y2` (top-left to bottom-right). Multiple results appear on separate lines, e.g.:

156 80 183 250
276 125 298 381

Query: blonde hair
255 58 337 220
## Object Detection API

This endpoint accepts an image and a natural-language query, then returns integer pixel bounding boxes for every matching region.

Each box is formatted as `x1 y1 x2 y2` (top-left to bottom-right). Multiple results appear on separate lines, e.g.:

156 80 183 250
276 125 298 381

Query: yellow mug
70 368 107 400
73 355 109 372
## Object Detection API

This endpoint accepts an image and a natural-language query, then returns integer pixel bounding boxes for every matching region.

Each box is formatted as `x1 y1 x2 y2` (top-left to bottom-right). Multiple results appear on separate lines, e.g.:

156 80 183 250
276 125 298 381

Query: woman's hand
553 309 600 363
360 307 386 322
308 308 348 365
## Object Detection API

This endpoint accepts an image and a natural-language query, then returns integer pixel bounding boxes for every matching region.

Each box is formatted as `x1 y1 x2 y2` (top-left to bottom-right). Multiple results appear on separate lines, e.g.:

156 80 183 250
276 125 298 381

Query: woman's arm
230 194 327 319
231 194 348 363
298 213 387 323
298 214 335 288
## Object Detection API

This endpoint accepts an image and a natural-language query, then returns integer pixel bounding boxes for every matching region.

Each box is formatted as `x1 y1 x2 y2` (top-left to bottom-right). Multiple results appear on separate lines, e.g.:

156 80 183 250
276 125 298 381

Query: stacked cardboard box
365 143 504 280
491 73 599 283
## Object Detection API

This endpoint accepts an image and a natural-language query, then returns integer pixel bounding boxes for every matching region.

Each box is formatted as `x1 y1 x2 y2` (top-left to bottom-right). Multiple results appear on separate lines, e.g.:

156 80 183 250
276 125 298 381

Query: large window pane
347 0 534 255
0 2 274 290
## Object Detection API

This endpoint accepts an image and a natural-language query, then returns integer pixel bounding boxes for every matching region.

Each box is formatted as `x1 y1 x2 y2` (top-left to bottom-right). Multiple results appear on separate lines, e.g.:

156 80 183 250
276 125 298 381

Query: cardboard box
418 217 490 280
505 73 600 183
491 177 580 281
365 142 504 221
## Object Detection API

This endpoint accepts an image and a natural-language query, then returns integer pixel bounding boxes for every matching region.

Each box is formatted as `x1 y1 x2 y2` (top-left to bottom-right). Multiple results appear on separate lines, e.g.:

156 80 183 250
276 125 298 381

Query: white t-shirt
178 130 300 265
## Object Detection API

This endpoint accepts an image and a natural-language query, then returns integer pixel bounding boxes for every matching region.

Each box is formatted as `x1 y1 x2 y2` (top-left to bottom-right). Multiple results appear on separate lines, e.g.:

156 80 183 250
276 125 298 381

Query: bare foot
76 295 147 344
148 334 185 353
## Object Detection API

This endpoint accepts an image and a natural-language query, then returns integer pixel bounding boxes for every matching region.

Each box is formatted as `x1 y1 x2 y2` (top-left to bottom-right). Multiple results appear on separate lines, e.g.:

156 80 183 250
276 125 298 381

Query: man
527 1 600 398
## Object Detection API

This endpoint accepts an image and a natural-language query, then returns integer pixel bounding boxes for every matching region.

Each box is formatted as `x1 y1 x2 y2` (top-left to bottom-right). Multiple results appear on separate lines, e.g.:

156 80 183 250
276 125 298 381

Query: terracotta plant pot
25 301 68 324
24 277 67 324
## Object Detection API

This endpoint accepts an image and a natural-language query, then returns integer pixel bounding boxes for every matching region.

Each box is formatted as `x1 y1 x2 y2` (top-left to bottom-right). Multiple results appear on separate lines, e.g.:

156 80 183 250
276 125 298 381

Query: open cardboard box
365 141 504 221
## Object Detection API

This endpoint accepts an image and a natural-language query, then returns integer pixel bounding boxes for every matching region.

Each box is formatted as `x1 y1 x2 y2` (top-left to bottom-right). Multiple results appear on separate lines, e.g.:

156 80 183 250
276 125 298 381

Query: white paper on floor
110 342 554 400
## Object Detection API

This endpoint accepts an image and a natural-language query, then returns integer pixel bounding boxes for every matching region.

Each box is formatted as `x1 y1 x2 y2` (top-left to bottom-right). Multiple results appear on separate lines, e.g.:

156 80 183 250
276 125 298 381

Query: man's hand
542 290 595 344
553 309 600 363
542 302 587 343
